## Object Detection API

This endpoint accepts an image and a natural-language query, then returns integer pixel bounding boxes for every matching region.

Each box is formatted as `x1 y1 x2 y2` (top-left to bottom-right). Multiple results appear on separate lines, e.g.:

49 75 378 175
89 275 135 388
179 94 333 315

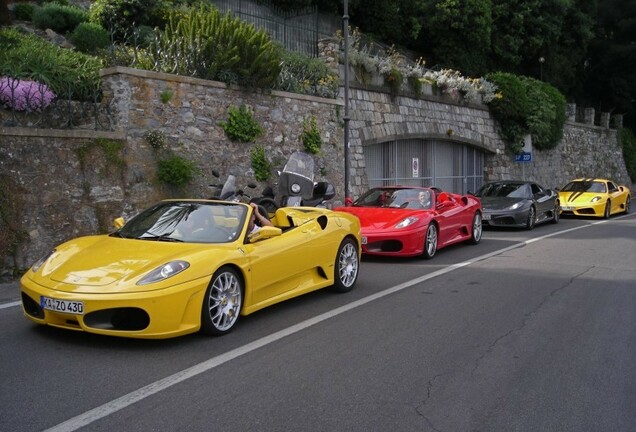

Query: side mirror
113 217 125 229
248 226 282 242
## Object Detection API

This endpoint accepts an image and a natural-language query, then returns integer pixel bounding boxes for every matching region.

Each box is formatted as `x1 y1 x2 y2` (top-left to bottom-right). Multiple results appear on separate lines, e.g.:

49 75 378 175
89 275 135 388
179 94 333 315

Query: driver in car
249 203 273 234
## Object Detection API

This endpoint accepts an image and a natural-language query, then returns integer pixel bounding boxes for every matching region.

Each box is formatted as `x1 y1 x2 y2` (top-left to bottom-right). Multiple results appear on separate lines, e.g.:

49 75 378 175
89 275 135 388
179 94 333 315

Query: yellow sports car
20 200 361 339
558 178 631 218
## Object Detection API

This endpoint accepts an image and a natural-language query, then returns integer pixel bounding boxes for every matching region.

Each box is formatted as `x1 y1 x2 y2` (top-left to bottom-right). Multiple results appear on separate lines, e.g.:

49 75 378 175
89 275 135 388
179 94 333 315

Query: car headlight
395 217 419 229
590 196 602 202
291 183 301 193
137 260 190 285
507 202 523 210
31 249 56 273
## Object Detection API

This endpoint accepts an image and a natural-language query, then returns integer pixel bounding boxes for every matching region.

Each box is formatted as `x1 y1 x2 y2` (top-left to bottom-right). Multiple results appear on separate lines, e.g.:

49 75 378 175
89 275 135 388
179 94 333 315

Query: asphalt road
1 214 635 432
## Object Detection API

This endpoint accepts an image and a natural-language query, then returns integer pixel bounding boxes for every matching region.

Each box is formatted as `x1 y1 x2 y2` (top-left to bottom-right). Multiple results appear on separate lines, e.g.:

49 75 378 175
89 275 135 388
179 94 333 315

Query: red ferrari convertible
335 186 482 258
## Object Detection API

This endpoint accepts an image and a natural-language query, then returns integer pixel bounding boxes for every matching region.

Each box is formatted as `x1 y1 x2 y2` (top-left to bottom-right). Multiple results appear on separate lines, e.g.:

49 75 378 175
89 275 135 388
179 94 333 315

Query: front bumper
20 275 210 339
559 201 604 217
361 226 427 257
482 209 529 227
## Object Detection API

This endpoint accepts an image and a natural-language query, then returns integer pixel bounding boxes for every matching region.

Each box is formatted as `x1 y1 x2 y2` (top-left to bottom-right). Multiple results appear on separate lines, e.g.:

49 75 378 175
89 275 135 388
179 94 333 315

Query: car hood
479 196 525 211
335 206 428 230
30 235 229 293
559 191 602 204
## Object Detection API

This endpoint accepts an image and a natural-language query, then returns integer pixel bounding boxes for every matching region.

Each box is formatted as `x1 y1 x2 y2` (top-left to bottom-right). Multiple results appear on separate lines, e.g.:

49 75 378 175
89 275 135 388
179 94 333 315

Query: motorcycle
208 170 256 203
253 151 336 212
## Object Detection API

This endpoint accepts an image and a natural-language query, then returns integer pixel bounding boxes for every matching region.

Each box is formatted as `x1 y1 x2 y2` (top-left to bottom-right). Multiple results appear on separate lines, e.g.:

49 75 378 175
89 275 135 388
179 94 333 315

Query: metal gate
364 138 484 194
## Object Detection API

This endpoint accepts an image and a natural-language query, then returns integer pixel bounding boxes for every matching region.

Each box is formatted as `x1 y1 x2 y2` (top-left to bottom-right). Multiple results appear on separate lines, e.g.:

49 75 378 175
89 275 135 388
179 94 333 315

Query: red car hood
335 206 428 230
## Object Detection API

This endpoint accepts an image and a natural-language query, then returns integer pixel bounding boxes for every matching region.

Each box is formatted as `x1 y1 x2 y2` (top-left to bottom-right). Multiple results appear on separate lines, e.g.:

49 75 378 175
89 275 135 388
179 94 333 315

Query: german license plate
561 206 573 211
482 214 491 221
40 296 84 315
361 236 367 245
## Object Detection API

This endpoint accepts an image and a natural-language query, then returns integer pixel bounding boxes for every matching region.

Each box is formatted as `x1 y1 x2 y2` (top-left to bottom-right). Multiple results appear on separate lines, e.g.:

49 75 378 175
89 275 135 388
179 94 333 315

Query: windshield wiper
139 234 184 242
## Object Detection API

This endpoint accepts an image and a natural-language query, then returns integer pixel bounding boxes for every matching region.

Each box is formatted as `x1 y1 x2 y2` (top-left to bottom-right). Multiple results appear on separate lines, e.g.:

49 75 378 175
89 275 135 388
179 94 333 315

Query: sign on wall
514 134 532 163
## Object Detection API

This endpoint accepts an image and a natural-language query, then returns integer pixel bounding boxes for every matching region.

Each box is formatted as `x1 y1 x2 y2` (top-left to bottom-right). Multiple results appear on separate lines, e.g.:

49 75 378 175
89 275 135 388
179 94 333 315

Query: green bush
522 77 566 150
275 51 340 98
148 5 282 88
70 22 111 54
220 105 264 143
157 155 199 188
89 0 170 42
32 3 89 34
619 128 636 182
301 116 321 154
144 129 166 150
13 3 36 21
485 72 531 153
0 28 103 102
251 144 271 181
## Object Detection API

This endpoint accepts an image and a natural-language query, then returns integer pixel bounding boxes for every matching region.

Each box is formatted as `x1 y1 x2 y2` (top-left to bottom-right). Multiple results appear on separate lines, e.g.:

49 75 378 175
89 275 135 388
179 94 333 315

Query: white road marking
0 300 21 310
26 215 628 431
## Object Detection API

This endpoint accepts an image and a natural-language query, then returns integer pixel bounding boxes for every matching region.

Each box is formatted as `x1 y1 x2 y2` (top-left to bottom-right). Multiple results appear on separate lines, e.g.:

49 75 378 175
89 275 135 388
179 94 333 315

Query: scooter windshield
282 152 314 182
220 175 237 200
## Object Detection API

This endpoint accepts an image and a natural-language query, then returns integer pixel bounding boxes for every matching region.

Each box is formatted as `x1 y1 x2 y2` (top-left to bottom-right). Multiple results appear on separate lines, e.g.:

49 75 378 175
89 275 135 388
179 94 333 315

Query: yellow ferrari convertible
20 201 361 339
558 178 631 218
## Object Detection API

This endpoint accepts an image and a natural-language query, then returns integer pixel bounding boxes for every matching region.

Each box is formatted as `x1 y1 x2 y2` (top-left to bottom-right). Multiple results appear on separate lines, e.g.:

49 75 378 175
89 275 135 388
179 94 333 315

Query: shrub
220 105 264 143
619 128 636 182
32 3 89 34
13 3 36 21
89 0 169 42
0 28 103 102
144 129 166 150
485 72 530 153
251 144 271 181
275 51 340 98
157 155 199 188
148 5 282 89
301 116 321 154
521 77 566 150
0 76 56 111
69 22 111 54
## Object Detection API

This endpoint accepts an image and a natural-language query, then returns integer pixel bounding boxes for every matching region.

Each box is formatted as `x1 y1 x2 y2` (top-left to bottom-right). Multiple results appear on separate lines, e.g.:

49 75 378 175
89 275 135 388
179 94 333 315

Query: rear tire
331 238 359 293
422 223 438 259
200 267 243 336
551 201 560 224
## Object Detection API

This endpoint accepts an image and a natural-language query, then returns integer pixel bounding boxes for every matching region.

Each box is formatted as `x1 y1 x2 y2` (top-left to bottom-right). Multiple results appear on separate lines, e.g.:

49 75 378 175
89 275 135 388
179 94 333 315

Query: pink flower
0 77 56 112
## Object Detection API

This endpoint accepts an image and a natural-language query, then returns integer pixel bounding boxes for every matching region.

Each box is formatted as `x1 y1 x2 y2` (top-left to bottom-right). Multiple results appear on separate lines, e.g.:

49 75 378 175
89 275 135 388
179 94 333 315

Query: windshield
354 188 434 209
219 175 237 200
561 181 606 193
477 182 531 198
282 152 314 182
116 202 247 243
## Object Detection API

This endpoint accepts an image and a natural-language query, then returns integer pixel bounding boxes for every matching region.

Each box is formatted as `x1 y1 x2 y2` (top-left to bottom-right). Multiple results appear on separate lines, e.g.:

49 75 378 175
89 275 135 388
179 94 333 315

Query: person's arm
252 204 273 227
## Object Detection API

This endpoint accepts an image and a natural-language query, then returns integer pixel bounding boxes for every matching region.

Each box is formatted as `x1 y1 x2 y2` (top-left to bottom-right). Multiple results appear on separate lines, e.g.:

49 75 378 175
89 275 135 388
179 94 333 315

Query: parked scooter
208 170 256 203
252 151 336 211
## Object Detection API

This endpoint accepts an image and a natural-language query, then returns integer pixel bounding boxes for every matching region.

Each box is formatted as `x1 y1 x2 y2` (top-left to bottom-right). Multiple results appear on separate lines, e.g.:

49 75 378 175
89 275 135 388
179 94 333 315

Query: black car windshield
561 181 606 193
355 188 434 209
478 183 531 198
115 202 247 243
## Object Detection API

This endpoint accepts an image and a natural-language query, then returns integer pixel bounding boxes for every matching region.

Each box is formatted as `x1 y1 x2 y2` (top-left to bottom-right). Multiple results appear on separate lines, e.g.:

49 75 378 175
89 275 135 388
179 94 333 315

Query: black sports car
475 181 560 229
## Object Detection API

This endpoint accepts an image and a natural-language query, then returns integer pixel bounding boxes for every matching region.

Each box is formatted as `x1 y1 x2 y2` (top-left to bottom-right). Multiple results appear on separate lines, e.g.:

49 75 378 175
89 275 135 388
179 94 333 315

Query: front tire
525 206 536 230
331 238 359 293
468 212 482 244
200 266 243 336
422 223 438 259
604 200 611 219
624 196 631 214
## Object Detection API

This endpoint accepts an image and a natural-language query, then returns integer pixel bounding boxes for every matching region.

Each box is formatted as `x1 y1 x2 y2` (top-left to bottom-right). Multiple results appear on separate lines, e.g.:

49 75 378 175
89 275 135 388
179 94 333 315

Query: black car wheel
525 206 536 230
551 201 560 224
468 212 482 244
200 266 243 336
624 196 630 214
604 200 611 219
331 238 359 293
422 223 438 259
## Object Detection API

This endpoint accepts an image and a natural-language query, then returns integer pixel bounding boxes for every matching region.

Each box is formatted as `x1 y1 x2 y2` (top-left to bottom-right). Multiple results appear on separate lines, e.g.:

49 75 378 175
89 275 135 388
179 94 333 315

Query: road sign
515 152 532 162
